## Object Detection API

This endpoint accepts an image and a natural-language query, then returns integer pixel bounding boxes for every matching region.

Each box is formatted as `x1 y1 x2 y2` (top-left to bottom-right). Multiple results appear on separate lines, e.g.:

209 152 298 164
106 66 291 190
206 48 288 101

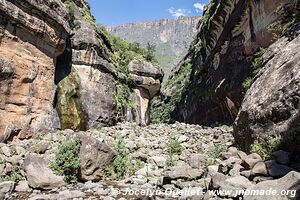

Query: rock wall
0 0 163 141
106 16 201 81
166 0 289 125
0 0 70 141
234 24 300 153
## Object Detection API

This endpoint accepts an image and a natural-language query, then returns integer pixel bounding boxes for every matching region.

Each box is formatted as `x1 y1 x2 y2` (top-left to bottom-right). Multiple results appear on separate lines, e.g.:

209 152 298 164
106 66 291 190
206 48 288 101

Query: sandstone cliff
0 0 70 141
106 16 201 81
234 24 300 153
0 0 163 142
158 0 290 125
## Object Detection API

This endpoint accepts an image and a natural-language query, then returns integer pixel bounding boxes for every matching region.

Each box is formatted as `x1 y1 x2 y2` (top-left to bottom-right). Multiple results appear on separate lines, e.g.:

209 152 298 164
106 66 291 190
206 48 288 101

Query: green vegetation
250 137 281 160
114 84 135 121
50 138 81 183
206 144 226 166
106 139 143 179
56 69 87 131
242 48 267 91
97 26 158 73
269 0 300 39
166 137 182 167
63 0 80 30
0 164 24 182
151 63 192 123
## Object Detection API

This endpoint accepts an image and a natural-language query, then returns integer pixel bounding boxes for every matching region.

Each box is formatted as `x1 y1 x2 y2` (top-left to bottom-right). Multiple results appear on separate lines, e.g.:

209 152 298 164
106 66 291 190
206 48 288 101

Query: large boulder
127 60 163 126
167 0 289 125
0 0 70 141
244 171 300 200
234 24 300 152
23 155 66 190
79 136 117 181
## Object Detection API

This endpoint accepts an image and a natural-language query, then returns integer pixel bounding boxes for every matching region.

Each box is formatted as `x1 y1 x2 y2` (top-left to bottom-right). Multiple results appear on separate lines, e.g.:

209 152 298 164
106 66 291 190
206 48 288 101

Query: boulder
15 180 30 192
0 181 14 199
234 25 300 153
210 173 228 189
127 60 164 126
242 153 263 169
163 166 203 181
244 171 300 200
221 176 253 190
23 155 65 190
79 136 117 181
272 150 290 165
265 160 293 178
250 162 268 177
149 156 166 168
0 0 69 141
188 154 207 169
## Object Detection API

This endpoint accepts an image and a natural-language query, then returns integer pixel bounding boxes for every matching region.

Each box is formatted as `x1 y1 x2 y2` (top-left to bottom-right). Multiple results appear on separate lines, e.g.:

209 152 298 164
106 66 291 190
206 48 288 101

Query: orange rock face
0 0 69 141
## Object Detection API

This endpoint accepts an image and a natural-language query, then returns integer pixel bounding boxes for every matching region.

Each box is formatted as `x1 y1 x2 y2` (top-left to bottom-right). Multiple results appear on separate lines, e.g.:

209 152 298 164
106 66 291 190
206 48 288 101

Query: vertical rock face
0 0 70 141
128 60 163 126
0 0 164 141
234 24 300 153
61 0 118 128
106 16 201 81
167 0 289 125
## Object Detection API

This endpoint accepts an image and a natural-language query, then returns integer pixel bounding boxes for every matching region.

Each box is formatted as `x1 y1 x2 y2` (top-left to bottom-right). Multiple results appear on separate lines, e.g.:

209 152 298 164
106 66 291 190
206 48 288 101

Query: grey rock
242 153 263 169
244 171 300 200
0 181 14 197
211 173 228 189
272 150 290 165
265 160 293 178
164 166 203 180
253 176 274 183
79 136 117 181
220 176 253 197
15 180 30 192
250 162 268 177
1 146 11 157
234 27 300 153
188 154 207 169
207 165 219 177
56 190 86 200
240 170 251 178
150 156 166 168
28 194 51 200
178 135 189 143
229 164 243 177
23 155 65 190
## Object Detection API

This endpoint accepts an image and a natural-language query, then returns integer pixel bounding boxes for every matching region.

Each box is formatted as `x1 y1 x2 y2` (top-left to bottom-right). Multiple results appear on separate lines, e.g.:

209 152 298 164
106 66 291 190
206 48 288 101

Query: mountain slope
106 16 201 81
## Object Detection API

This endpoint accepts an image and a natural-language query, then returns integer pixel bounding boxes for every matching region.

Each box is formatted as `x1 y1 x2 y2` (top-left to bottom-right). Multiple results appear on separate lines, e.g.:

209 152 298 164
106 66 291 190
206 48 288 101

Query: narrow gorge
0 0 299 200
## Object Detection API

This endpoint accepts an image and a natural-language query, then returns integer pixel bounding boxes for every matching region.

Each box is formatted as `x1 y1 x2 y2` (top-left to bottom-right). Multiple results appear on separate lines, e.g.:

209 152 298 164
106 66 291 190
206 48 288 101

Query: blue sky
87 0 209 26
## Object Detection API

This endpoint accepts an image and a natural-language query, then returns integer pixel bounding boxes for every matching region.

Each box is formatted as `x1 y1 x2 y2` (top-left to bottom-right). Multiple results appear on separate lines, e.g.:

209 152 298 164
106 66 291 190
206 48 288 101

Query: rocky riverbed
0 123 299 200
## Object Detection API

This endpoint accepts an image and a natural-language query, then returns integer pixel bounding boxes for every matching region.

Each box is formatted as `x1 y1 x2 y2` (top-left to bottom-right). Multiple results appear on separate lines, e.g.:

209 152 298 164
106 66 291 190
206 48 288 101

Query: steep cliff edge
106 16 200 81
156 0 291 125
0 0 163 142
234 23 300 154
0 0 70 141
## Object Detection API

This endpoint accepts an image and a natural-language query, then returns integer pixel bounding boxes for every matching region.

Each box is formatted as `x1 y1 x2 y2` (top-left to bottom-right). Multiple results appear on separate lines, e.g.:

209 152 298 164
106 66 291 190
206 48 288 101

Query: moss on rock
56 68 87 131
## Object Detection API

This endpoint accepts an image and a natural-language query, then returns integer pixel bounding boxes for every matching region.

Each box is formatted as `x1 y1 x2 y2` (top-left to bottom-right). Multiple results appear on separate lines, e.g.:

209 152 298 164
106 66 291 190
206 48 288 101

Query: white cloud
194 2 206 13
168 7 191 19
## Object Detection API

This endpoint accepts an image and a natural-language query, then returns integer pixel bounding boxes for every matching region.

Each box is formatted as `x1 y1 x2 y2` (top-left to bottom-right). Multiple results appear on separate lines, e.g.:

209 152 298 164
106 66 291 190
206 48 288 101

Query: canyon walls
106 16 201 81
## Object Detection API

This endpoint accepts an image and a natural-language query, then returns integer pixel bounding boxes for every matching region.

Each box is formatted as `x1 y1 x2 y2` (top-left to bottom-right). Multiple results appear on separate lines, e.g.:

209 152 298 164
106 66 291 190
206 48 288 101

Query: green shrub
242 48 266 91
206 144 226 166
106 139 143 179
250 137 281 160
166 137 182 167
50 138 81 183
115 84 135 120
0 164 24 182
